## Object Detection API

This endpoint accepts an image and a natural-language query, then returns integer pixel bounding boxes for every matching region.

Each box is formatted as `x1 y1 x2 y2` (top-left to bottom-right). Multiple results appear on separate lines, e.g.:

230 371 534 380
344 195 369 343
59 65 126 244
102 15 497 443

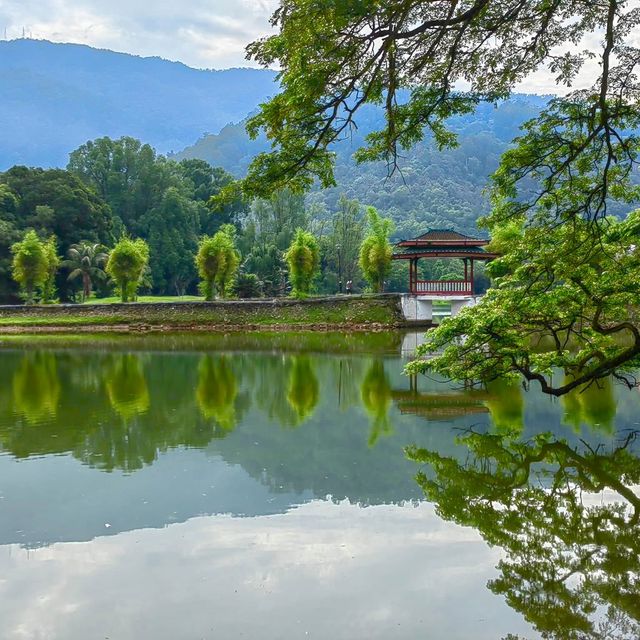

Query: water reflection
361 359 393 445
562 377 617 432
408 424 640 639
196 355 239 433
0 335 639 640
286 356 319 425
105 354 150 420
12 352 60 424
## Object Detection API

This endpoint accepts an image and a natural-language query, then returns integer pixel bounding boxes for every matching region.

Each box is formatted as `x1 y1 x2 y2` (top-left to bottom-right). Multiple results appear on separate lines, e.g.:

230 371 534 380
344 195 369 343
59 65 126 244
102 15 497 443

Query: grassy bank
0 295 406 333
0 330 405 355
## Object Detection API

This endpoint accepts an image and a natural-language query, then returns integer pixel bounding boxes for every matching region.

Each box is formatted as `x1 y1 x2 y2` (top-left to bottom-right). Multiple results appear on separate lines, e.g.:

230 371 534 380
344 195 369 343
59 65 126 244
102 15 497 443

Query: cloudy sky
0 0 279 69
0 0 610 93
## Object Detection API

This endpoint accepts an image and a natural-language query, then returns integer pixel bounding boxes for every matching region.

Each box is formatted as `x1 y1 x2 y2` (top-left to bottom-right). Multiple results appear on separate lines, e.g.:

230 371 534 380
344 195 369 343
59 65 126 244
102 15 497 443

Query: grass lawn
86 295 203 304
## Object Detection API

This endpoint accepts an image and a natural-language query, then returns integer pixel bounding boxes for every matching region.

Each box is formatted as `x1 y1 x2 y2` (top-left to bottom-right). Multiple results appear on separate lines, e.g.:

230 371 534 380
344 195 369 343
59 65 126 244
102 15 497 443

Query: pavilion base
400 294 481 323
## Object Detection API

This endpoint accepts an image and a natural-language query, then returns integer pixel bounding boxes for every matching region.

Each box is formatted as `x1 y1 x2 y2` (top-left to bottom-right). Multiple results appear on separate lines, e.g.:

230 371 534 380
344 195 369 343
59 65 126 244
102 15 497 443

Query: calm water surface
0 332 638 640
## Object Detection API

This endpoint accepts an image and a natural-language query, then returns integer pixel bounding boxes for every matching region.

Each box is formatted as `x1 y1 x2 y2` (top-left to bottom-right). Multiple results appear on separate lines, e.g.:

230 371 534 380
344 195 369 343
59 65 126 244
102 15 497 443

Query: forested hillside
0 39 277 169
175 95 550 238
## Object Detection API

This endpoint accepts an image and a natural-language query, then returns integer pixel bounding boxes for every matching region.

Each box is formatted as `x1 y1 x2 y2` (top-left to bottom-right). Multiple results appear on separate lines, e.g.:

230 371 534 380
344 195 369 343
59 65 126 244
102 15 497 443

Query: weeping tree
235 0 640 395
63 242 109 302
195 225 240 300
284 228 320 297
359 207 393 293
11 230 53 304
42 236 60 304
105 237 149 303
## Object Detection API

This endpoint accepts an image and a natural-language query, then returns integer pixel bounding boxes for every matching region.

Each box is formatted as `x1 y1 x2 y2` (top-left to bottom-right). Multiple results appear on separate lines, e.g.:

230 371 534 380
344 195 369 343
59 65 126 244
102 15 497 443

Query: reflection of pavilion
392 377 493 421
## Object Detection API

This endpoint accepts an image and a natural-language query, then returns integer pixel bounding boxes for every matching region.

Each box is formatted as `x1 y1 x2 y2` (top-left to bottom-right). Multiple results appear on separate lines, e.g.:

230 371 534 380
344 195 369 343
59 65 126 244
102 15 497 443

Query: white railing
413 280 472 295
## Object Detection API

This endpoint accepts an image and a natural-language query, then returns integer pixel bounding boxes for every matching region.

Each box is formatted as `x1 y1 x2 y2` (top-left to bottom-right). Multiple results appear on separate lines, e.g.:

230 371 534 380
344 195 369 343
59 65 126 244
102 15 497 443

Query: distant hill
0 39 277 169
175 95 551 237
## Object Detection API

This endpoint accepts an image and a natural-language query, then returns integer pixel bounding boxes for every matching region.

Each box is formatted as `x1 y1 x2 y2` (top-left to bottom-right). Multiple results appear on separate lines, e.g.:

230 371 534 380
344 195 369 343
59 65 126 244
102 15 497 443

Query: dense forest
1 136 399 302
175 95 550 238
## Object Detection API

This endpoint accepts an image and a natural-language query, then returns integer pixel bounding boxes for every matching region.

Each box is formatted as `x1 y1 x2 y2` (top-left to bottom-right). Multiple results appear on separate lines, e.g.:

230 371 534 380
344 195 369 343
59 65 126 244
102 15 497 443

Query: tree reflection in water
485 379 524 434
562 378 617 433
105 354 150 420
196 355 239 433
361 359 393 446
407 422 640 640
12 352 60 424
286 356 319 426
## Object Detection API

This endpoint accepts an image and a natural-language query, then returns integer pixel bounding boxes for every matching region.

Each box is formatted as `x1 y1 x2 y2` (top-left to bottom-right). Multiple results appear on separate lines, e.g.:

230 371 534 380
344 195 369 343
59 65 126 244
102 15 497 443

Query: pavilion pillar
470 259 475 295
408 258 415 294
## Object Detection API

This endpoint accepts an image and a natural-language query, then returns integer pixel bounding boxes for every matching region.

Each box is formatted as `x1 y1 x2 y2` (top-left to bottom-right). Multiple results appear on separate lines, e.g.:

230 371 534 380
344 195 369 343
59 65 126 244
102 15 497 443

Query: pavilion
392 229 497 296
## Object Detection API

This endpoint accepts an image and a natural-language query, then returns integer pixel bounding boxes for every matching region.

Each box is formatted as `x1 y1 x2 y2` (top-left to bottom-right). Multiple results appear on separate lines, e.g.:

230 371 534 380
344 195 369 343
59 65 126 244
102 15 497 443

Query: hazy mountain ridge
176 95 551 237
0 39 277 169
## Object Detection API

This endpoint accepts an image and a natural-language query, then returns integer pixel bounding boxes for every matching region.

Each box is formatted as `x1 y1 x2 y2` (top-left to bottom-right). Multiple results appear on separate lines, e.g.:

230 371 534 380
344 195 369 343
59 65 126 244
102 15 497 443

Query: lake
0 332 638 640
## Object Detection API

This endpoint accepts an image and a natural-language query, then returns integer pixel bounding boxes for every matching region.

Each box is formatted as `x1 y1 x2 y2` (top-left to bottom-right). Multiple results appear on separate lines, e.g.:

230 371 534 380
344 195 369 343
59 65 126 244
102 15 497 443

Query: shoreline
0 294 433 334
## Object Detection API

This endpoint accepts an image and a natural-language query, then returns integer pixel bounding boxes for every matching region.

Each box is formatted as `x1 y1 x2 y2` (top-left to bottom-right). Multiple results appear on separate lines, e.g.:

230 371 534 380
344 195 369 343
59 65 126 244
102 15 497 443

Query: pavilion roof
396 228 488 247
392 244 496 260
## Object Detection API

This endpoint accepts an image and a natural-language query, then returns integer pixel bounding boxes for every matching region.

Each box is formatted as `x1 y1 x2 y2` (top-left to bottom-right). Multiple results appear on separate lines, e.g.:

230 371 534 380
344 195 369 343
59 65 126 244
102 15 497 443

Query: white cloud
0 0 279 69
0 500 537 639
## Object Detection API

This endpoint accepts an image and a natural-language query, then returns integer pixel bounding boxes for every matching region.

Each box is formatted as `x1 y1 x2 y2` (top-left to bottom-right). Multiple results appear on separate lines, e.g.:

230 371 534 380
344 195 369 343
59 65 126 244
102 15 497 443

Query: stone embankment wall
0 294 412 332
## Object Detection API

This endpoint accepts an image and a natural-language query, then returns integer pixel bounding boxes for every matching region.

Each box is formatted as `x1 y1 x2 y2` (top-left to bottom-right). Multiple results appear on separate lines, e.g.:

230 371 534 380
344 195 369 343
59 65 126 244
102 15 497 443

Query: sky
0 0 610 93
0 0 279 69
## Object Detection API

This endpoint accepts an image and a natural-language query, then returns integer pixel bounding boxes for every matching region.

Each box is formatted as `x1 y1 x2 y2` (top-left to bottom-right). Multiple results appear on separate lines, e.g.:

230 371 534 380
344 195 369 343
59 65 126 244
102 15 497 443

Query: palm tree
63 242 109 302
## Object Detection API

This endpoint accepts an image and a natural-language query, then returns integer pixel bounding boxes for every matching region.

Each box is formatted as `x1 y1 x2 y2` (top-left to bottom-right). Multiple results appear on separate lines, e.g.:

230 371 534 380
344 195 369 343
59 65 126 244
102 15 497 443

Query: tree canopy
238 0 640 392
359 207 393 293
105 237 150 303
285 228 320 297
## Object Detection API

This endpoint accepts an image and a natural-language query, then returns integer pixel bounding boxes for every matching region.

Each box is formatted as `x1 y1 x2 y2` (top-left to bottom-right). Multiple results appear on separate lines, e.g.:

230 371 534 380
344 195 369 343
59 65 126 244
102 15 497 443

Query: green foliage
105 237 150 303
1 167 112 251
407 426 640 640
105 354 150 420
359 207 393 293
63 242 109 302
67 137 244 296
195 226 240 300
321 195 365 291
234 272 262 299
409 214 640 395
285 229 320 297
42 236 60 304
0 167 112 301
11 230 52 303
286 356 319 425
360 359 393 446
196 355 239 432
12 352 60 424
142 187 200 295
239 189 309 296
239 0 636 199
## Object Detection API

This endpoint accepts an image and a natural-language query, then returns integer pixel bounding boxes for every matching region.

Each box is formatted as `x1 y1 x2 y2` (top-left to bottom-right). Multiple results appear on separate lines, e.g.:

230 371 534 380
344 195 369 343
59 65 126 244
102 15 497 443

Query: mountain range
1 39 557 235
0 39 277 169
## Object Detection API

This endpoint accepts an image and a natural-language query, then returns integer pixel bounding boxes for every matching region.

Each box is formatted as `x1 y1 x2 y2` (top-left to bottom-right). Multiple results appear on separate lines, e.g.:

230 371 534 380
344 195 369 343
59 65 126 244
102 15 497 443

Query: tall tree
325 195 365 290
63 242 109 302
0 167 112 250
359 207 393 293
240 0 640 392
68 136 178 234
42 236 60 304
11 230 50 303
285 228 320 297
141 187 200 295
195 226 240 300
105 237 149 303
